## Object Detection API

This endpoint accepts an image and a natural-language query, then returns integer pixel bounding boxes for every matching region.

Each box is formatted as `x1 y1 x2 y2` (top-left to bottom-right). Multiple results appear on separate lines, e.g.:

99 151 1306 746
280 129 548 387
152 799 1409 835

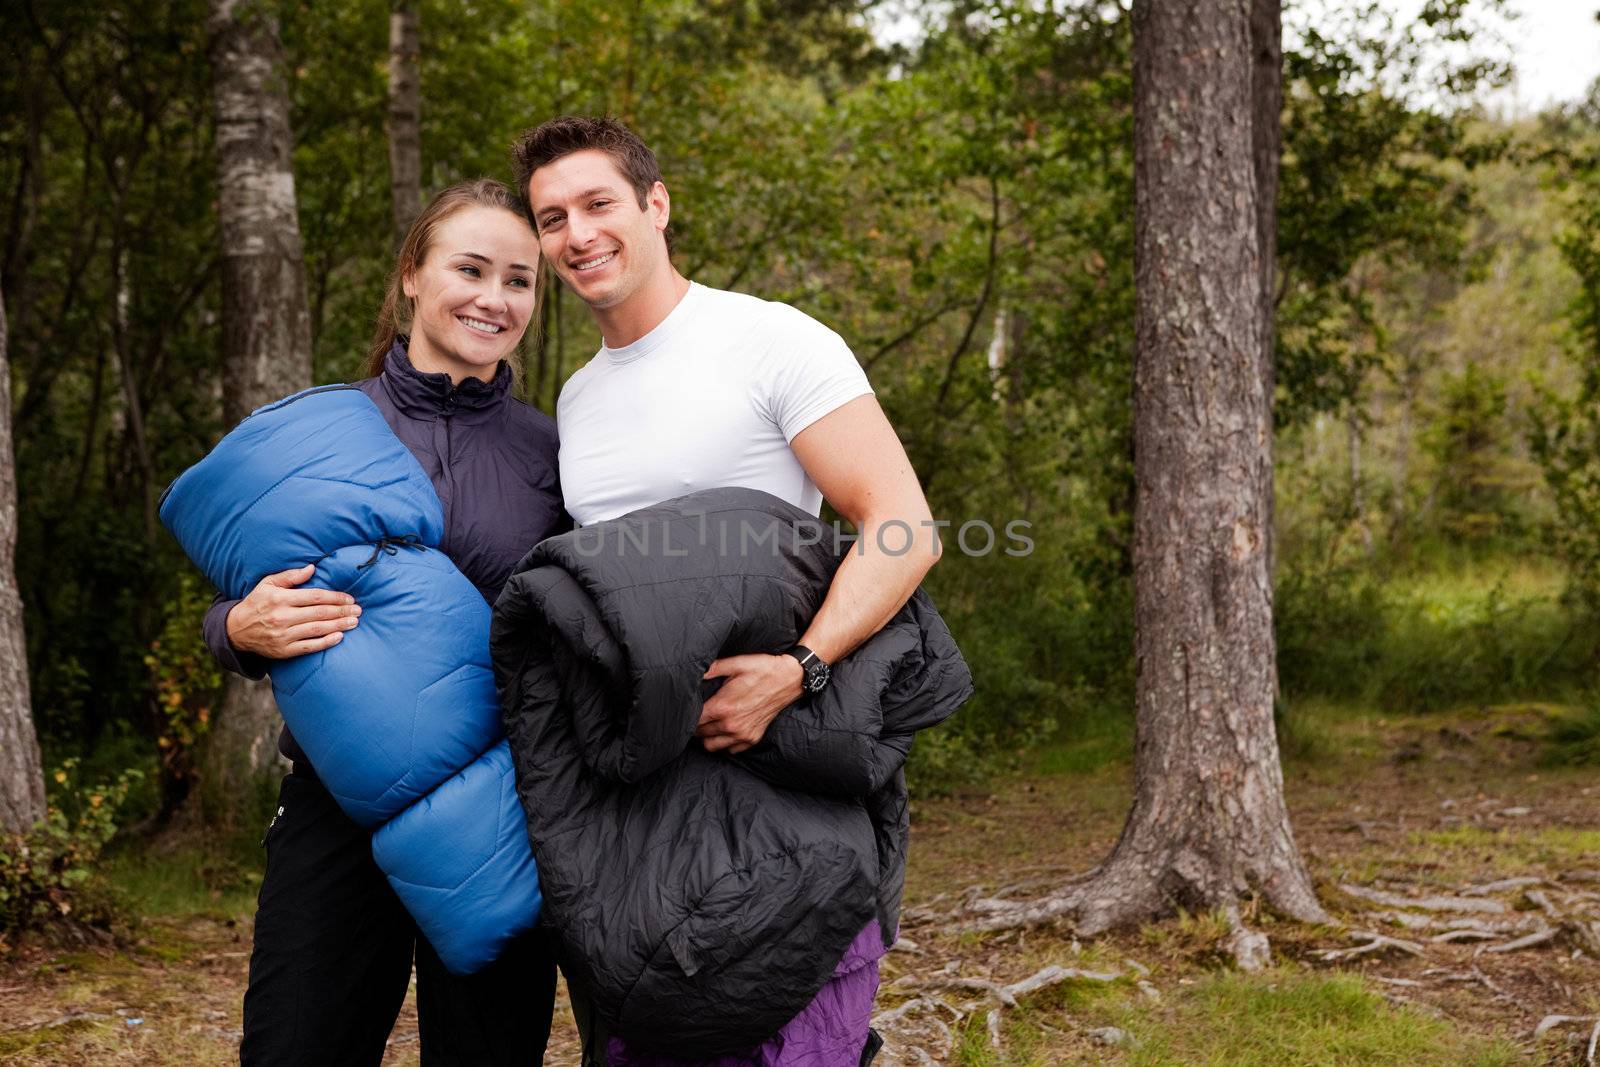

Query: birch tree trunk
387 0 422 248
205 0 312 825
0 275 47 835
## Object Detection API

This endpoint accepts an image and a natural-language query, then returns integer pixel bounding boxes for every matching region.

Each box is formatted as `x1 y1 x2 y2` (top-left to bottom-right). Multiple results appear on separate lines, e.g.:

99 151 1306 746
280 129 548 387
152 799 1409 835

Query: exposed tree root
874 961 1135 1059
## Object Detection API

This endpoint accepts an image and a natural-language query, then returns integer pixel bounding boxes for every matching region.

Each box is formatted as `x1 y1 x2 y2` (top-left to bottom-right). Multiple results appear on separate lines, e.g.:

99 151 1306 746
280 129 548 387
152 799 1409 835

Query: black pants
240 768 557 1066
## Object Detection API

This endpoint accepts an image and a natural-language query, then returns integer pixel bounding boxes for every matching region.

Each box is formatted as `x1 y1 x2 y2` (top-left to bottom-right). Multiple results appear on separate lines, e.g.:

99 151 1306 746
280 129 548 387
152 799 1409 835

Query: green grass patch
1410 825 1600 867
100 843 261 921
1028 702 1133 777
1116 970 1526 1067
1545 703 1600 765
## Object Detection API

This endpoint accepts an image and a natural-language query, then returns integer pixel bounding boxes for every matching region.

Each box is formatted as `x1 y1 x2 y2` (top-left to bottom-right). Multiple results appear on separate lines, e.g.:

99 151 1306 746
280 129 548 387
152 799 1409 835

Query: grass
1546 703 1600 766
1407 825 1600 872
99 843 262 921
1113 970 1526 1067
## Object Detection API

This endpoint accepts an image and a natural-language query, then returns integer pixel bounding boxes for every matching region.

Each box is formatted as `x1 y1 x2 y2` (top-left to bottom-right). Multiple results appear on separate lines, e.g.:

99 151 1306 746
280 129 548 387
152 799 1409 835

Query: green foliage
0 0 1568 810
1274 1 1508 428
1276 554 1592 713
0 760 141 936
1532 105 1600 615
1422 364 1538 541
144 574 224 816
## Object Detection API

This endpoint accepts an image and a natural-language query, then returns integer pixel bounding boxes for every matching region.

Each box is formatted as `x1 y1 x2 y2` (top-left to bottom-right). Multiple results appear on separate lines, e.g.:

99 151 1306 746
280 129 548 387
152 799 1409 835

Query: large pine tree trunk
204 0 313 826
969 0 1326 955
0 275 47 835
1110 0 1324 936
387 0 421 248
1252 0 1282 581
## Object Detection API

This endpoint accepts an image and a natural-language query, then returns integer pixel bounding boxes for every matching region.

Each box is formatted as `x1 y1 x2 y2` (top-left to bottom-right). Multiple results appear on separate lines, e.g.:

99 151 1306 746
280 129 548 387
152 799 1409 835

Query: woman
202 178 565 1065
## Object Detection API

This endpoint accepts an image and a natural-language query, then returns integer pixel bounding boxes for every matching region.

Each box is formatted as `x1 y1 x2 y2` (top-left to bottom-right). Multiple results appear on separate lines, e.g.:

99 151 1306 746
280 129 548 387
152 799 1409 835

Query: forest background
3 0 1600 1062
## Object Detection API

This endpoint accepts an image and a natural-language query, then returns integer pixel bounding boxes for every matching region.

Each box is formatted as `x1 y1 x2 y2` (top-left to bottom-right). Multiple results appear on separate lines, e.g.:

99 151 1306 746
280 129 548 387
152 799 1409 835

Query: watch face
804 661 831 693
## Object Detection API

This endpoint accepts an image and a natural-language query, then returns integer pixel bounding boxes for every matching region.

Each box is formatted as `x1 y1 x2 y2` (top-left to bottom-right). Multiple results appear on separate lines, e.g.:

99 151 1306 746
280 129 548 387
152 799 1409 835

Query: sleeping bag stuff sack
158 384 540 974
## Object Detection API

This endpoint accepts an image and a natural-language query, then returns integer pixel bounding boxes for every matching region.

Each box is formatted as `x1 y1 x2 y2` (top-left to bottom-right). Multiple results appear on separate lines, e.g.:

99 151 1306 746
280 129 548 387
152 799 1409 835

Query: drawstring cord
357 534 426 570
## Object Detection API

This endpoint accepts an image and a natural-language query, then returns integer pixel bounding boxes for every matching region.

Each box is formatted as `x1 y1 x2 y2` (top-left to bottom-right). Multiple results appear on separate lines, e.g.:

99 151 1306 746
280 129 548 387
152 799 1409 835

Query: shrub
0 759 141 936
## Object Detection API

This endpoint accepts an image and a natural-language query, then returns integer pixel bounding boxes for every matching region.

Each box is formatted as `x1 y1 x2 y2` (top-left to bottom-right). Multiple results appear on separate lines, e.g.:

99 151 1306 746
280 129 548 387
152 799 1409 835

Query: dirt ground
1 703 1596 1065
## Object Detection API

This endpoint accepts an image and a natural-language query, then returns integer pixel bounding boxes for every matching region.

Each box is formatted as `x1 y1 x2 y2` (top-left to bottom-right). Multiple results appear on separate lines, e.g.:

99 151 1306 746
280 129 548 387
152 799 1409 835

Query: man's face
526 149 670 313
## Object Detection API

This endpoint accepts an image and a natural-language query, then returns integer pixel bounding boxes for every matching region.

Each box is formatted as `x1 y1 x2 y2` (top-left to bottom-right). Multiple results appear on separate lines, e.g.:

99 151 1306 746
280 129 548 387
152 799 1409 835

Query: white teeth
460 317 503 334
573 251 616 272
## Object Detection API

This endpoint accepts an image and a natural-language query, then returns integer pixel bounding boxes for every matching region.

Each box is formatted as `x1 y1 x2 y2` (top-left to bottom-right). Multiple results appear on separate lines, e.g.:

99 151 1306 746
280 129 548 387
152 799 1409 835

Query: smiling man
510 116 940 1066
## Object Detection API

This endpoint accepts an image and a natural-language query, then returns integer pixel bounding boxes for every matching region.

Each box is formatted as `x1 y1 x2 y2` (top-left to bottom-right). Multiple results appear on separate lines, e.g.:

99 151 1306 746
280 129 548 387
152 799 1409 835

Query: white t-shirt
556 282 874 526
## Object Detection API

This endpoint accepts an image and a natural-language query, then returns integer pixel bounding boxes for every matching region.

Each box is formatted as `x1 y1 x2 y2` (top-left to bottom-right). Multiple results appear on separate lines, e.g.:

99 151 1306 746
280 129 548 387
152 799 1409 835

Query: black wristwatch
785 645 832 696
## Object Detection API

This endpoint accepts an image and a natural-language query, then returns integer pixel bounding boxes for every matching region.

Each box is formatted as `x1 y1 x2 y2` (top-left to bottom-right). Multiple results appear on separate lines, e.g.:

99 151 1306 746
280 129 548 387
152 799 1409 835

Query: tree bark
387 0 421 249
1251 0 1281 580
970 0 1326 947
1108 0 1324 932
0 273 48 835
205 0 312 825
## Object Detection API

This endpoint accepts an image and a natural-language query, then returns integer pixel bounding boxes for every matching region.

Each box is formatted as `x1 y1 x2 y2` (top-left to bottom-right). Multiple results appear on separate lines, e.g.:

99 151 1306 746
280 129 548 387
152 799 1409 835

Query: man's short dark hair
511 115 673 251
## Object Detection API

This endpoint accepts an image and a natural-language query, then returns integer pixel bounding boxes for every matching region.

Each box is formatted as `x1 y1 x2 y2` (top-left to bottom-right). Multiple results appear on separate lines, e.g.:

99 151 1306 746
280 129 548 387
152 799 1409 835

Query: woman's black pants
240 767 557 1065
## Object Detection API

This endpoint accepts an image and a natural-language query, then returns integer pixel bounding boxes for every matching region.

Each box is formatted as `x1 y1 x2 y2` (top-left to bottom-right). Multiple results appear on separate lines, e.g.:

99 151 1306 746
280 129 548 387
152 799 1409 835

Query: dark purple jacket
203 340 567 767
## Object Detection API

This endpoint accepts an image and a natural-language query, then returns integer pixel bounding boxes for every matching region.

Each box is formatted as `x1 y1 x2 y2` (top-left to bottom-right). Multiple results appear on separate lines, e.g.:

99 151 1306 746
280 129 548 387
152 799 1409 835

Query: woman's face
403 205 540 383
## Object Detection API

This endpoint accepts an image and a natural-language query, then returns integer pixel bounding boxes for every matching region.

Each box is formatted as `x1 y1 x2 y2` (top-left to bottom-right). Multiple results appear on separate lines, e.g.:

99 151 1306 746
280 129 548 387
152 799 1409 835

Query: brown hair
366 178 540 377
510 115 674 252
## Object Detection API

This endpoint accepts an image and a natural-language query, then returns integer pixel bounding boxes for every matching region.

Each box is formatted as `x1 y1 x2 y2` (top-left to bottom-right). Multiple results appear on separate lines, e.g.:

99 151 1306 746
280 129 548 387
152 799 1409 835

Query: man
513 116 941 1064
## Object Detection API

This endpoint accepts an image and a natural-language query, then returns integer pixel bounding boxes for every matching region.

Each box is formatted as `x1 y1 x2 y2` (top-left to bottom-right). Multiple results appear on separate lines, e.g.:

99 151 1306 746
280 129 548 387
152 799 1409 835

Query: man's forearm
798 519 940 664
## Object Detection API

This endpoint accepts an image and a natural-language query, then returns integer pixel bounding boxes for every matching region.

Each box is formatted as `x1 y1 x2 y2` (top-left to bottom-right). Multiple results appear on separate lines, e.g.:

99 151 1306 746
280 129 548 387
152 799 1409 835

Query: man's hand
695 653 804 754
226 564 361 659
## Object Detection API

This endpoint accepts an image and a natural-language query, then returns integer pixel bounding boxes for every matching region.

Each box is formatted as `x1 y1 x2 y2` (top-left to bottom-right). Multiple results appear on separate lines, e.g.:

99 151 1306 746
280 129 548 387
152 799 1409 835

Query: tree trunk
1251 0 1281 581
1109 0 1325 934
0 274 47 835
387 0 421 249
205 0 313 826
970 0 1327 950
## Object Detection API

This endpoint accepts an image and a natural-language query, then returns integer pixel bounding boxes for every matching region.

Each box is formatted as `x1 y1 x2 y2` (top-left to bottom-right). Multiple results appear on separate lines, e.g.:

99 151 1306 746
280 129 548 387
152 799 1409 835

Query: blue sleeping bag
158 385 541 974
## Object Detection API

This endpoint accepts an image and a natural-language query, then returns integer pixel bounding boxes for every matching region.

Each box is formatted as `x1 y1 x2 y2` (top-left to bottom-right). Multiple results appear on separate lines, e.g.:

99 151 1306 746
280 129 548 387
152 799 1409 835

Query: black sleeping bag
491 488 972 1054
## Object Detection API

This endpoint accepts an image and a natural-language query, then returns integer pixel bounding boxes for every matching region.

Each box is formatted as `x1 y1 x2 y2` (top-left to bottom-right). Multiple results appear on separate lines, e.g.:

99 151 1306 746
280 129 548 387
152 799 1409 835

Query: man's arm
696 395 940 753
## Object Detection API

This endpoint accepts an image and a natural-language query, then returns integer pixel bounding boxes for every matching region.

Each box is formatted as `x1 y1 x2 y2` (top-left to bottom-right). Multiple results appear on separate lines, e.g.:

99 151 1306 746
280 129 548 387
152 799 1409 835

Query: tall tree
387 0 421 248
1252 0 1281 579
205 0 313 823
0 273 47 835
971 0 1326 961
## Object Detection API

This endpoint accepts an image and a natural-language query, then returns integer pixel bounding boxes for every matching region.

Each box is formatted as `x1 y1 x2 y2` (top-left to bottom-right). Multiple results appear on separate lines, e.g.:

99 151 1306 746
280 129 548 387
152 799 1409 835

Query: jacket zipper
440 394 455 547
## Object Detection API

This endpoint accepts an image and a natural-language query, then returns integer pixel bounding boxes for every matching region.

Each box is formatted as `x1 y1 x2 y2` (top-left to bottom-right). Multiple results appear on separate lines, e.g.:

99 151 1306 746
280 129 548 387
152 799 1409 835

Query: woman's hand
226 564 361 659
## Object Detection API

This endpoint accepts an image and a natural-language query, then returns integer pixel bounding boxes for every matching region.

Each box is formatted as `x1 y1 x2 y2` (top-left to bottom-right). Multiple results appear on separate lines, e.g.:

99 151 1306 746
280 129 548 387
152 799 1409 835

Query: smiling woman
367 178 543 382
194 175 567 1066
